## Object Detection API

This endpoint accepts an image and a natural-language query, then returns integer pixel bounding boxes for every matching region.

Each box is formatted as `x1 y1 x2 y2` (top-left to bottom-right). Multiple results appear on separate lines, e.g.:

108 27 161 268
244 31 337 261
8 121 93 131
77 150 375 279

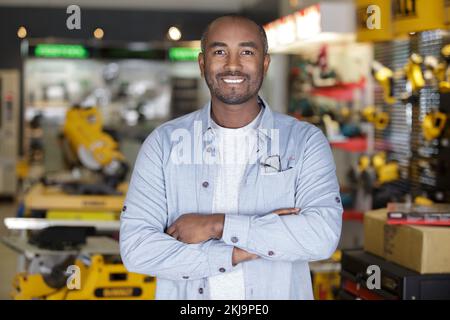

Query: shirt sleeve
221 126 343 262
120 129 234 281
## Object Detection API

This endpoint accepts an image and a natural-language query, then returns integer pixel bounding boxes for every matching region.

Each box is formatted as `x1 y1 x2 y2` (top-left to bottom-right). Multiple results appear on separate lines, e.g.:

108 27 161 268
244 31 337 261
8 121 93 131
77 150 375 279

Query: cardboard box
364 209 450 274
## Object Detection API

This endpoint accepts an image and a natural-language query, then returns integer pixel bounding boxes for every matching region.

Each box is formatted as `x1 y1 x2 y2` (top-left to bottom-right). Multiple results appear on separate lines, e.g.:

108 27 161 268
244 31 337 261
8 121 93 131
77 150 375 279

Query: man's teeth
223 78 244 84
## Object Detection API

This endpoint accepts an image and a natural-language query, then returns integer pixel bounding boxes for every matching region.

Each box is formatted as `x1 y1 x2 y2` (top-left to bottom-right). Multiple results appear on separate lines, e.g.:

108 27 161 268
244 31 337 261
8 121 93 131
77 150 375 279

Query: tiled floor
0 201 19 300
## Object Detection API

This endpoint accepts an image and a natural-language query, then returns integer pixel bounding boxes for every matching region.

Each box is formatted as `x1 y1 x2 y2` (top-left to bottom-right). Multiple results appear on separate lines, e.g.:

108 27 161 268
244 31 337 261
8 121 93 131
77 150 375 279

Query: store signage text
169 47 201 61
393 0 417 19
34 44 89 59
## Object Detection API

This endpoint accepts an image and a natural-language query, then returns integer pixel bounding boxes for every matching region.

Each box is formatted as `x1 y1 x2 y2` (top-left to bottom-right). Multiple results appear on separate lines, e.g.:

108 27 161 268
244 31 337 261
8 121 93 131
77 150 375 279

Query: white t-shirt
207 107 263 300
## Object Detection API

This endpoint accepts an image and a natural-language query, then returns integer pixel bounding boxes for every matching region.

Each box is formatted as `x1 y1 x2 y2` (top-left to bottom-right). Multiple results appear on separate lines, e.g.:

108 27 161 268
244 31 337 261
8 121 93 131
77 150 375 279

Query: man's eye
214 50 226 55
242 50 254 55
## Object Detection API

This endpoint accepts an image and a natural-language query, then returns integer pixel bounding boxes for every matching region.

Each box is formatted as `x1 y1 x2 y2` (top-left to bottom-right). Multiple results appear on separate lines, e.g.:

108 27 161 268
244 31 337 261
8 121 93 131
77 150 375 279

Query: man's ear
198 52 205 78
263 54 271 76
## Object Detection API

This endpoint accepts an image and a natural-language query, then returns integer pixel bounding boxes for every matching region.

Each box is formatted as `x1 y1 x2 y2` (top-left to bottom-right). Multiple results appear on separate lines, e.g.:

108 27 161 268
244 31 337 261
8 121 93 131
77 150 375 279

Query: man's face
199 18 270 105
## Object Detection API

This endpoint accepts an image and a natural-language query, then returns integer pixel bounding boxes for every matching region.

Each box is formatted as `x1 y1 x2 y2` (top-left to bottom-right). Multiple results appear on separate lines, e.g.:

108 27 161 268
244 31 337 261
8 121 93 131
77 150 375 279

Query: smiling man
120 15 342 300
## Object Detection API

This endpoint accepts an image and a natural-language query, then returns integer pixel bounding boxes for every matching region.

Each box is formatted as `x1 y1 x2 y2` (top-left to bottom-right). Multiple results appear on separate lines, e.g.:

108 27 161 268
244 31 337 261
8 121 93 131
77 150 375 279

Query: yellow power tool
12 254 155 300
404 53 425 94
362 106 390 130
422 111 447 141
372 61 396 105
62 106 128 192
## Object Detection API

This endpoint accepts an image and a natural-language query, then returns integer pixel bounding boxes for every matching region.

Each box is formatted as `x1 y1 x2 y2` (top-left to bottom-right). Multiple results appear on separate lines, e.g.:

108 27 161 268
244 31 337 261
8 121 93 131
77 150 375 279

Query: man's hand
232 247 259 266
230 208 300 266
166 208 300 244
272 208 300 215
166 214 224 244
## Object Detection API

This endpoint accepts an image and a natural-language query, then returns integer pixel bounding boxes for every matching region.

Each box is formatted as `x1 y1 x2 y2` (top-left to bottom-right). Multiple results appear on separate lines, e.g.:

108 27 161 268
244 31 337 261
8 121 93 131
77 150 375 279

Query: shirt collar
199 95 274 139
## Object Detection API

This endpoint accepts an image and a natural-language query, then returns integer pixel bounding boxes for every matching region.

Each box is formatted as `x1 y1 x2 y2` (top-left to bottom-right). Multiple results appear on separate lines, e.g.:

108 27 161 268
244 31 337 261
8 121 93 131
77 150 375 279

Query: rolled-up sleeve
120 129 234 281
221 126 342 262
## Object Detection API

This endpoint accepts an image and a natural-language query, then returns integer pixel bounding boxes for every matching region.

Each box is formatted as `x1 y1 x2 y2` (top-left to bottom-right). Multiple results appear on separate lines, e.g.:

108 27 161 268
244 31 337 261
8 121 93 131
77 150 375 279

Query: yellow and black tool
60 106 128 194
422 111 447 141
12 254 155 300
372 61 396 105
357 152 399 189
63 106 127 177
362 106 390 130
310 251 341 300
404 53 425 94
424 45 450 93
414 196 434 206
424 56 446 86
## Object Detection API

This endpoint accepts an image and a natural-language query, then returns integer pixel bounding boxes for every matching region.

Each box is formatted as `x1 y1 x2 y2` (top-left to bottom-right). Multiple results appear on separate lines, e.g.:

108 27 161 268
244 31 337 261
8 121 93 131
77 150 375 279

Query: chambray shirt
120 97 343 300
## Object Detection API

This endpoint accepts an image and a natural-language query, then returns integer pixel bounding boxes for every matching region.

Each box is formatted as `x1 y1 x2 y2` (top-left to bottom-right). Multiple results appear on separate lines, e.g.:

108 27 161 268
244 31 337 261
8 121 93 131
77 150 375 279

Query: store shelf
330 137 367 153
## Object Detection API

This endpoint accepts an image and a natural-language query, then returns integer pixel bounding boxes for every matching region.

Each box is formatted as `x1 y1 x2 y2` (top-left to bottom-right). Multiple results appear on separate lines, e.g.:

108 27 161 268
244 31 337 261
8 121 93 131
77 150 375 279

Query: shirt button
122 205 127 212
202 181 209 188
182 275 189 279
198 288 204 294
219 267 226 273
231 236 238 243
335 196 341 204
268 251 275 256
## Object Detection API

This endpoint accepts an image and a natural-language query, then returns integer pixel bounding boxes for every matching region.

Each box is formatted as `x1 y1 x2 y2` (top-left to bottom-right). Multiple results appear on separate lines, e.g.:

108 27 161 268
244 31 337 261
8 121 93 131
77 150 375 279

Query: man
120 15 342 300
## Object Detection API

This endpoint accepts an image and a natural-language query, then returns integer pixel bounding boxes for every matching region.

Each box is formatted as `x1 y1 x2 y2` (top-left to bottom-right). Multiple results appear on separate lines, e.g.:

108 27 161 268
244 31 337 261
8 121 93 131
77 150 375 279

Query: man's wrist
210 214 225 239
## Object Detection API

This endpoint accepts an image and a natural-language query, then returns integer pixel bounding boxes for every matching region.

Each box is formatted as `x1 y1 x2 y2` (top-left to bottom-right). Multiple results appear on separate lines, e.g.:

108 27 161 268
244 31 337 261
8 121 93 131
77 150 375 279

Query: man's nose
224 52 242 71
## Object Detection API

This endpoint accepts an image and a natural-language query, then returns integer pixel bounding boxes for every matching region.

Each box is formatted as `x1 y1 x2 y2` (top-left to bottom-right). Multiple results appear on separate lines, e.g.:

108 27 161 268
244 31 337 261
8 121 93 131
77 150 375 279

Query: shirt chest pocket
259 168 297 213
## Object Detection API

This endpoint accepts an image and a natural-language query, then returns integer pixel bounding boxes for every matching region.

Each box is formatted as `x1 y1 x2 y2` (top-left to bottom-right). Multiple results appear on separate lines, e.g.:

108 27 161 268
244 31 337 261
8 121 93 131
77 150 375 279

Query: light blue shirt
120 97 343 300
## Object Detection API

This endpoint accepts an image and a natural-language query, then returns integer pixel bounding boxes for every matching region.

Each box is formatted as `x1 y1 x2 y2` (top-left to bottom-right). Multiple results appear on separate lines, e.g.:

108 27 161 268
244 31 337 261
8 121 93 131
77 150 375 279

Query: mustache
216 72 249 79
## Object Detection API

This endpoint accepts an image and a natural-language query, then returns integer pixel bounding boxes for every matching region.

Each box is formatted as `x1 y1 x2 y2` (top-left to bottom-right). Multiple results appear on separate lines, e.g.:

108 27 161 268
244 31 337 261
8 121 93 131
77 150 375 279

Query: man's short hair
200 15 269 55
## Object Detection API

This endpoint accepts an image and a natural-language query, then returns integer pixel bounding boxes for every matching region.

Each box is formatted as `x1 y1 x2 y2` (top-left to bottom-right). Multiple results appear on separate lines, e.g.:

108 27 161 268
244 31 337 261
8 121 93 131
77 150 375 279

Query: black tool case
339 249 450 300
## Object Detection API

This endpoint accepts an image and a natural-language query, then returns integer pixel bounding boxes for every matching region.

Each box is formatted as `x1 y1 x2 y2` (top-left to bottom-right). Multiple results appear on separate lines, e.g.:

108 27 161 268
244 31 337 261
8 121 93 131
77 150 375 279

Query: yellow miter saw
60 106 128 195
12 254 155 300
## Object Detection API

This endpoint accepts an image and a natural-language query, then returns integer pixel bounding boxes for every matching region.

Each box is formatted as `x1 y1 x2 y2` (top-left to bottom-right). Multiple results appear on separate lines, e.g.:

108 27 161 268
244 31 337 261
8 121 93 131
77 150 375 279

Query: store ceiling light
17 26 27 39
168 26 182 41
94 28 104 39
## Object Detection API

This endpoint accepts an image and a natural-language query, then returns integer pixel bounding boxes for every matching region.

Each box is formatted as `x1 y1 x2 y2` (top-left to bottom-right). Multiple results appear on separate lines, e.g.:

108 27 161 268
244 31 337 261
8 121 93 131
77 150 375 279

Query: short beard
204 68 264 105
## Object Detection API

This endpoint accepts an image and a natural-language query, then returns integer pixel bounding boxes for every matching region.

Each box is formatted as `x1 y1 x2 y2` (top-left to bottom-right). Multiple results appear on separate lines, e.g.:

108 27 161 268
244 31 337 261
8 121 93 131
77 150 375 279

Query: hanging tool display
372 61 396 105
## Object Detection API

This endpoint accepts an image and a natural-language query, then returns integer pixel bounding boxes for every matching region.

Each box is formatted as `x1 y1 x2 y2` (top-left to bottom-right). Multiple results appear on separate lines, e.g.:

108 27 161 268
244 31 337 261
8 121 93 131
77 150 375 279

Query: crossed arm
165 208 300 265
